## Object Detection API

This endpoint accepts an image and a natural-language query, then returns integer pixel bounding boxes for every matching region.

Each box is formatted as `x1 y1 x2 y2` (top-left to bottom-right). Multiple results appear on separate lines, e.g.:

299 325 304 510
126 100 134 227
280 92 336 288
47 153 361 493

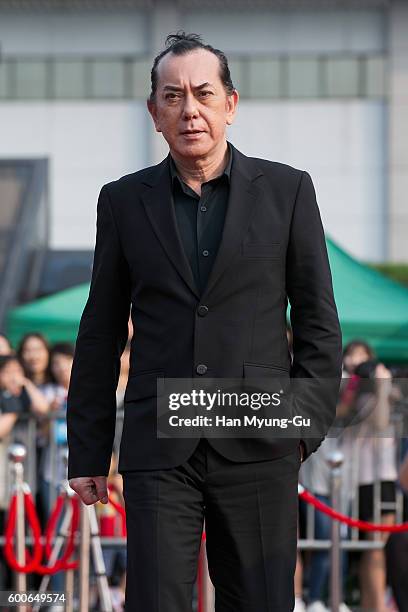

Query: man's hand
69 476 109 505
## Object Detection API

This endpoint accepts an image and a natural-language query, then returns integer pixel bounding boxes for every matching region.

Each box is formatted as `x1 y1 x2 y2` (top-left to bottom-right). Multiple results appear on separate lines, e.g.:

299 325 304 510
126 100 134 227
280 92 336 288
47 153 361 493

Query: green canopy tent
327 239 408 362
5 238 408 362
6 282 89 347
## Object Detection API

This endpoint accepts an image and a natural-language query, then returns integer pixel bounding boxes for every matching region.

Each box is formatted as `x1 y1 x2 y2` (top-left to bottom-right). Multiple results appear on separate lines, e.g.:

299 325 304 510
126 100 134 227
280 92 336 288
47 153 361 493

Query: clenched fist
69 476 109 505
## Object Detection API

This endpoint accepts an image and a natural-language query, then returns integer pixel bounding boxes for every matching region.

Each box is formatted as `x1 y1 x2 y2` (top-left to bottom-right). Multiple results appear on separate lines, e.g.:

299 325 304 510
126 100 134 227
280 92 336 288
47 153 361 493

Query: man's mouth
182 130 204 134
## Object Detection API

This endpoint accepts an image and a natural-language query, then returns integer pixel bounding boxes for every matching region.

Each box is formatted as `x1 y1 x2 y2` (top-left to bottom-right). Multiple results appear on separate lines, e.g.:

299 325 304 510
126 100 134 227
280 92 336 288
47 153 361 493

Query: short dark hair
342 339 375 361
149 30 235 103
0 354 21 375
51 342 75 359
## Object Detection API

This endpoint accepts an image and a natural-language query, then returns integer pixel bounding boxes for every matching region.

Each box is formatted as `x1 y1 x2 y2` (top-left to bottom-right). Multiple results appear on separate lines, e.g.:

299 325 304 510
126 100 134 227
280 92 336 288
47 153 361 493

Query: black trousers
122 438 301 612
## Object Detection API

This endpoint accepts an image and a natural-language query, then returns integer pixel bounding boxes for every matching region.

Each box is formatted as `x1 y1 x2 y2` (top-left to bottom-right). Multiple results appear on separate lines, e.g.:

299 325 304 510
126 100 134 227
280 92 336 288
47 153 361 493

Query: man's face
147 48 238 159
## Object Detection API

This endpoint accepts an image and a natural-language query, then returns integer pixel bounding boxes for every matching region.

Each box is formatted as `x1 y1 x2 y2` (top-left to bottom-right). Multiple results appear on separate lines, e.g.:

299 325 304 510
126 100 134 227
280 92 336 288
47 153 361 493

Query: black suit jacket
67 141 342 479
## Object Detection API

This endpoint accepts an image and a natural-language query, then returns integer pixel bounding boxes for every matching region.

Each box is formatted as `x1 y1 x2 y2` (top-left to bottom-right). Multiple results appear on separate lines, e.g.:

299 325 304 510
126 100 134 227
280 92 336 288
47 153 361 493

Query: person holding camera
339 340 397 612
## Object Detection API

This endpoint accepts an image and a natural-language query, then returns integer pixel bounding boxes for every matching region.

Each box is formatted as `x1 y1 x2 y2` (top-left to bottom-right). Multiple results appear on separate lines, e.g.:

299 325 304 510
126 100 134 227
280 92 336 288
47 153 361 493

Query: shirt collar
169 140 233 190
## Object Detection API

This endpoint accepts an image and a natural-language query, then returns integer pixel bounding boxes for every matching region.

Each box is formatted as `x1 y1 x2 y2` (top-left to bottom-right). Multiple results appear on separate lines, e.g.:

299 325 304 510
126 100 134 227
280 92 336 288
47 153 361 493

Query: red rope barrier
4 481 129 575
3 489 79 574
4 492 43 574
299 485 408 532
37 494 79 574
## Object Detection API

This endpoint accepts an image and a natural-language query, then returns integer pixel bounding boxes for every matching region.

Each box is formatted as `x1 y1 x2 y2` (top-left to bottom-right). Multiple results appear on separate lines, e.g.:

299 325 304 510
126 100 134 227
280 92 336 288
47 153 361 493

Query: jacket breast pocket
241 242 282 259
124 369 165 403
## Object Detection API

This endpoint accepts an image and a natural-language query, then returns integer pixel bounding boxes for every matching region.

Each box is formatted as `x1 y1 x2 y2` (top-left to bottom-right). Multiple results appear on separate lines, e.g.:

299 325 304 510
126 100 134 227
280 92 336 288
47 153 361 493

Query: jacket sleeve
286 171 343 461
67 184 131 479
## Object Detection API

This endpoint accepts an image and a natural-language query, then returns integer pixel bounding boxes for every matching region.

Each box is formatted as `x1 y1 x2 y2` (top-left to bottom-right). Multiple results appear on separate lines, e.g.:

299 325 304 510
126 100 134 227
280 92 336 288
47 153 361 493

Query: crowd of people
0 331 129 610
293 338 408 612
0 329 407 610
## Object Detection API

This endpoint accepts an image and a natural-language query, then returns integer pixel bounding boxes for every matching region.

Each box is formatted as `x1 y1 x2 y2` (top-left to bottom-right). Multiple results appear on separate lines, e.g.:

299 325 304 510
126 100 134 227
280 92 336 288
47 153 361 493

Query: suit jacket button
197 305 209 317
196 364 208 375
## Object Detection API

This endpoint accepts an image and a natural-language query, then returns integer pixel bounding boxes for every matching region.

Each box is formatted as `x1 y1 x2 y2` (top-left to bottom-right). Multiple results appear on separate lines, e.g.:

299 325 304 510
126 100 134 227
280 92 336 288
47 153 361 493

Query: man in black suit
67 31 342 611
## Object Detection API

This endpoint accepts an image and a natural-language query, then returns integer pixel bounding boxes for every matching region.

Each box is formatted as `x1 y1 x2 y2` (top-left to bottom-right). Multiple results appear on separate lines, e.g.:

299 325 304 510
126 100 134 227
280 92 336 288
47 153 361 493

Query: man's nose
182 93 199 118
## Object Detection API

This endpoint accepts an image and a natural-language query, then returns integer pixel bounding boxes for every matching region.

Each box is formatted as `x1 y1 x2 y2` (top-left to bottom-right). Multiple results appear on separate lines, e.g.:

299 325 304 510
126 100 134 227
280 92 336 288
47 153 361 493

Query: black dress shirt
169 141 233 295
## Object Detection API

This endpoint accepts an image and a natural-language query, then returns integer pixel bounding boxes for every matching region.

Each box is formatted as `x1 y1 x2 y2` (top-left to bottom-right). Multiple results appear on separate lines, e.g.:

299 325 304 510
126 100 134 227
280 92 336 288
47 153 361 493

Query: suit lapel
141 157 201 298
140 142 264 301
200 143 263 300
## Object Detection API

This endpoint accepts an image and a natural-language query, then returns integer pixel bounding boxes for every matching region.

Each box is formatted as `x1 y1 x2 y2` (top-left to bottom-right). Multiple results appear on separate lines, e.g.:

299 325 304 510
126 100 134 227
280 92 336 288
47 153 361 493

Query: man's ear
226 89 239 127
147 98 162 133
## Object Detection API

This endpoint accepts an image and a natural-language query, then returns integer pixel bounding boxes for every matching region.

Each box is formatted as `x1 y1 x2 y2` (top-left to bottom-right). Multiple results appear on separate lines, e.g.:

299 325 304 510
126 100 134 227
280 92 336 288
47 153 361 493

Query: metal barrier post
62 450 75 612
79 500 91 612
64 566 75 612
327 449 344 612
49 415 58 513
78 500 112 612
8 443 27 612
87 505 113 612
31 482 76 612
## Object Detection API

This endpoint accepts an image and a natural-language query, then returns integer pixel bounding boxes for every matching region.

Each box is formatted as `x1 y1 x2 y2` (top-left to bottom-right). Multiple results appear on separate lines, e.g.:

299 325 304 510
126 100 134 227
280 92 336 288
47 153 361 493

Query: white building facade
0 0 406 265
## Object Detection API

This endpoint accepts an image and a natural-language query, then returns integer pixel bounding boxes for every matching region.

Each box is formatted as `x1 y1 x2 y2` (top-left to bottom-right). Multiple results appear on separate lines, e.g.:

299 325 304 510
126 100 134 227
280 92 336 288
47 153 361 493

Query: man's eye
165 93 178 99
199 91 211 97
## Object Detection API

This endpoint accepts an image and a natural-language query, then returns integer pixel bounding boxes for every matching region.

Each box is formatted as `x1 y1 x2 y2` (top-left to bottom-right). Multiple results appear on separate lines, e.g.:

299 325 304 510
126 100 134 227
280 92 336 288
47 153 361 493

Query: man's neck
170 140 229 188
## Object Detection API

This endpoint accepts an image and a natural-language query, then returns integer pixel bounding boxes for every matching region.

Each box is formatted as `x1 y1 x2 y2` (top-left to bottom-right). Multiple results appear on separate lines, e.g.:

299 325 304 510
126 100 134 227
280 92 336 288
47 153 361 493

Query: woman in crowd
17 333 56 525
0 353 50 589
17 333 53 387
339 340 398 612
38 342 74 511
0 353 50 418
36 342 74 595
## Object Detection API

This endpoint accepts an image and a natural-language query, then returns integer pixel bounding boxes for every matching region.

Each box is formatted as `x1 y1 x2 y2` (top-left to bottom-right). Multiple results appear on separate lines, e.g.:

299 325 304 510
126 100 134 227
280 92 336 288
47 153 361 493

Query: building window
326 57 361 97
365 56 387 97
287 57 320 98
15 60 48 99
54 60 86 99
90 60 126 98
247 58 281 98
0 53 388 101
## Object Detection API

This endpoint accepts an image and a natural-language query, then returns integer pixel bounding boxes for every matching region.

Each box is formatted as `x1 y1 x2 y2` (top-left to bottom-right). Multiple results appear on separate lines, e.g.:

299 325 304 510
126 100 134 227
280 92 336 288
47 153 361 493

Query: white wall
182 7 387 261
228 100 387 262
183 8 386 54
1 97 382 258
388 0 408 261
0 8 150 249
0 102 147 248
0 9 148 55
0 5 388 261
